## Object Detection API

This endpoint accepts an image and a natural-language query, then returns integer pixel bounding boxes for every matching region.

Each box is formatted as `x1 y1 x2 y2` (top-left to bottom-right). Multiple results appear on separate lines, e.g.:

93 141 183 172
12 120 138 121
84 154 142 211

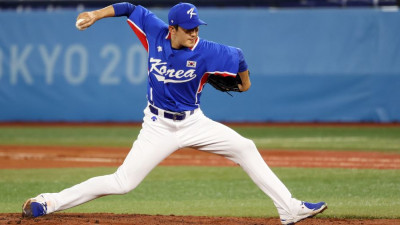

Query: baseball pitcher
22 2 327 224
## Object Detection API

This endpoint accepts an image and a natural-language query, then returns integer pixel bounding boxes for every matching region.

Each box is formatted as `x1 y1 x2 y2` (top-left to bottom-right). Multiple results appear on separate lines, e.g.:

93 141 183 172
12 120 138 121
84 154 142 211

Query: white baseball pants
45 105 297 217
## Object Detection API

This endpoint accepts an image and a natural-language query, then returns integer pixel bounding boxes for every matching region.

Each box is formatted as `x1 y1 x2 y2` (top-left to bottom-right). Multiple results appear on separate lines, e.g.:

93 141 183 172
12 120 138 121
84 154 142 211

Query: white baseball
75 19 86 30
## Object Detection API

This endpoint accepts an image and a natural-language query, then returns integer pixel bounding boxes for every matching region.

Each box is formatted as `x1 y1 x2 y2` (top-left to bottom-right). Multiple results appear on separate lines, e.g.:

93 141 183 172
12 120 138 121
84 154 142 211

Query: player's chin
185 40 196 48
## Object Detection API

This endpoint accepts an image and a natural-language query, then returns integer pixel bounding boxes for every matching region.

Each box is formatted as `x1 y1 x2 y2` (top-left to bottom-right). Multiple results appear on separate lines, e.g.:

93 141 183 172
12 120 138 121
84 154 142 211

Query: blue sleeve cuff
237 48 248 72
113 2 136 17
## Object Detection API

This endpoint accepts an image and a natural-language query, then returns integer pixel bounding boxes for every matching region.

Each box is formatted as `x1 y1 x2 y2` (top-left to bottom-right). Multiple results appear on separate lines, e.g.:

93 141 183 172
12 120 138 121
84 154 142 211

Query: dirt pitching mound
1 213 399 225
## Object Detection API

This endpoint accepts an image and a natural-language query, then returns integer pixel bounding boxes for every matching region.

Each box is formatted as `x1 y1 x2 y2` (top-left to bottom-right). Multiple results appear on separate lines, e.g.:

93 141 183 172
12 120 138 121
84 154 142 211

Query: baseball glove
207 73 242 93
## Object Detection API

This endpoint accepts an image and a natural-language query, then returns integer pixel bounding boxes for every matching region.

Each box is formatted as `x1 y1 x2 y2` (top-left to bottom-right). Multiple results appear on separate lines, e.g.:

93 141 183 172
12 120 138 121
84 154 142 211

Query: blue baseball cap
168 3 207 30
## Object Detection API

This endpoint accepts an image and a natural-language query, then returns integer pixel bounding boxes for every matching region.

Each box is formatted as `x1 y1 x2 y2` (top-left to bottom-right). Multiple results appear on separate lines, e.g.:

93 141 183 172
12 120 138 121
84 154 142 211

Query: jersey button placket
169 54 174 67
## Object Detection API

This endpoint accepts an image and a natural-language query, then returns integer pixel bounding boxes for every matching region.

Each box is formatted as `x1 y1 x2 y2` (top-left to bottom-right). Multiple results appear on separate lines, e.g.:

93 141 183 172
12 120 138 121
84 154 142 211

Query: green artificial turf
1 166 399 219
0 125 399 152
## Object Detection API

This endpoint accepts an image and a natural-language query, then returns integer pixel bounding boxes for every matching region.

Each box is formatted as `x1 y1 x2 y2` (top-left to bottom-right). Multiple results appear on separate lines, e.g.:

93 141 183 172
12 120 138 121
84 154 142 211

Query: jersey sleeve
237 48 248 73
112 2 135 17
125 5 167 51
205 41 241 76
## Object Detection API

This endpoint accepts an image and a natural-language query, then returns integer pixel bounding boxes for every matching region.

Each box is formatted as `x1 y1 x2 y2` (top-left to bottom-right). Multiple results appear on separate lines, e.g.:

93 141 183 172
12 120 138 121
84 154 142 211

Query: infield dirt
1 213 399 225
1 146 399 169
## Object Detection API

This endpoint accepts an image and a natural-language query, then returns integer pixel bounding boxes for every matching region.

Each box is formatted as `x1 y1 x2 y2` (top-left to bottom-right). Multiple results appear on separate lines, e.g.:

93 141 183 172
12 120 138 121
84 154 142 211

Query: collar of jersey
165 31 200 51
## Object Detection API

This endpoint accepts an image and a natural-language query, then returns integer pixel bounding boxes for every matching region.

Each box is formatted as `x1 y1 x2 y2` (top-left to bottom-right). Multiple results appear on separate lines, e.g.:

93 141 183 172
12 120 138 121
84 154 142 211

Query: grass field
1 125 399 152
1 124 399 219
1 167 399 219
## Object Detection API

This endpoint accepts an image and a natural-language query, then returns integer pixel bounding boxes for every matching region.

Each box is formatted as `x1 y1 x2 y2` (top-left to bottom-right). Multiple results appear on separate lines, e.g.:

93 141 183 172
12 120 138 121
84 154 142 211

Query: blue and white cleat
280 201 327 225
22 194 48 218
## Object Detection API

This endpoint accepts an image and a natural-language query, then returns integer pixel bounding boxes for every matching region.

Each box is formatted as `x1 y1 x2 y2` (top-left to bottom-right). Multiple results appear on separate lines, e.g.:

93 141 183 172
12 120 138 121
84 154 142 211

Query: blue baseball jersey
114 3 245 112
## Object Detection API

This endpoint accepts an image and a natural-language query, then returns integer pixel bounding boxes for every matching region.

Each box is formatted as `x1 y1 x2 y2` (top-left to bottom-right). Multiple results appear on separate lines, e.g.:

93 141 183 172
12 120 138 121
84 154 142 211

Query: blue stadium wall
0 8 399 122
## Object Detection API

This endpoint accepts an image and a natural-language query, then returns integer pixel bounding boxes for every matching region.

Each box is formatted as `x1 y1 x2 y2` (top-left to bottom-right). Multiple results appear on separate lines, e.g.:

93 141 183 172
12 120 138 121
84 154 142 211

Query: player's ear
168 25 175 33
169 25 179 34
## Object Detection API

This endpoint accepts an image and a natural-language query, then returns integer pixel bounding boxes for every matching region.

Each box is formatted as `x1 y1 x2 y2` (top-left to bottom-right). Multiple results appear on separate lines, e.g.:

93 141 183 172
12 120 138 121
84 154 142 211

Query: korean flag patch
186 60 197 68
